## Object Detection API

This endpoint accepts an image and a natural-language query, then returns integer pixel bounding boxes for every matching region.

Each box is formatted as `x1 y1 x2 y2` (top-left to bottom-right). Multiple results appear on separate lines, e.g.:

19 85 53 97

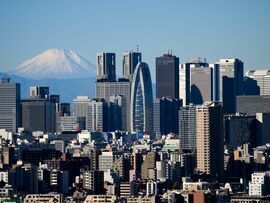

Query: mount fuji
10 49 96 79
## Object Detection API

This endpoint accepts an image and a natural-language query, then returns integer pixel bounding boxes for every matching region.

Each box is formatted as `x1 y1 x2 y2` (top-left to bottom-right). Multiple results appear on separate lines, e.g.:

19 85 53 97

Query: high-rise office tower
109 95 126 131
245 69 270 95
97 53 116 82
21 98 56 133
236 95 270 115
96 80 130 131
153 98 181 135
29 86 49 99
60 103 70 116
0 76 21 132
130 62 153 133
219 58 244 113
178 105 197 153
190 64 220 104
123 51 142 81
87 99 107 132
255 113 270 146
73 96 92 130
179 63 190 106
156 53 179 99
179 58 219 105
196 102 224 180
224 114 256 149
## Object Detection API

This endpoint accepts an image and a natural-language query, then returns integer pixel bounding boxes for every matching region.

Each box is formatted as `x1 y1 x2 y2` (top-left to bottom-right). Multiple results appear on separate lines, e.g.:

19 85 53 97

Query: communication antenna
136 45 139 52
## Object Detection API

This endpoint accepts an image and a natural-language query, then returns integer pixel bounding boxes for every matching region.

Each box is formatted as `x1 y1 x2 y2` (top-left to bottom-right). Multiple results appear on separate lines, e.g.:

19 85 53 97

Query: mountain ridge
9 49 96 79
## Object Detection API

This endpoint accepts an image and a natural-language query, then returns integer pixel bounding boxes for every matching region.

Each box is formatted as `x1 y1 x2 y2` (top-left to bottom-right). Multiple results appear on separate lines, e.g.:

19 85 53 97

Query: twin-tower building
95 52 153 133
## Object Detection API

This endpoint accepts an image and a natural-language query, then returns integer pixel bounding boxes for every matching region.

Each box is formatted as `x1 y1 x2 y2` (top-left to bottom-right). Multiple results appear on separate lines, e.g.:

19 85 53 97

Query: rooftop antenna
136 45 139 52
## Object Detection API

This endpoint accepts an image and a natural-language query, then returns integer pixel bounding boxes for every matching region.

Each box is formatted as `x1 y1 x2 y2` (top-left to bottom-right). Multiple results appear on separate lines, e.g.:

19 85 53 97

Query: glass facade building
130 62 153 133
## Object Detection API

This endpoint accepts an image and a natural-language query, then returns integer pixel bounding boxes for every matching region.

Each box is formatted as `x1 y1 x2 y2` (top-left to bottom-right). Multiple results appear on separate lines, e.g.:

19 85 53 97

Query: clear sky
0 0 270 80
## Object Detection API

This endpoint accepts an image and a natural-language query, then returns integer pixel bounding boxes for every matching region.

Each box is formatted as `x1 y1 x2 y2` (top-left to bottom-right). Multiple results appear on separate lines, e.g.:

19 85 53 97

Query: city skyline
1 0 270 81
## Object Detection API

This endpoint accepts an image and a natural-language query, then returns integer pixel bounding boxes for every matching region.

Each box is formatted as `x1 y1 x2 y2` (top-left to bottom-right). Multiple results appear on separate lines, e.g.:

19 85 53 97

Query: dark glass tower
97 52 116 82
156 53 179 99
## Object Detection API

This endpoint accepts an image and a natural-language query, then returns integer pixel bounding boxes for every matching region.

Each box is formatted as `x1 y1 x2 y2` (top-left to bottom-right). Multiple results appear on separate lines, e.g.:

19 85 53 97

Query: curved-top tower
130 62 153 133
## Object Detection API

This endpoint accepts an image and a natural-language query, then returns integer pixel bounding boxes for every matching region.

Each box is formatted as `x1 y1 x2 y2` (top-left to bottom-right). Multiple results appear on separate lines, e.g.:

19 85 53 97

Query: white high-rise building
249 171 270 196
73 96 92 130
146 181 158 196
219 58 243 113
87 99 105 132
245 69 270 95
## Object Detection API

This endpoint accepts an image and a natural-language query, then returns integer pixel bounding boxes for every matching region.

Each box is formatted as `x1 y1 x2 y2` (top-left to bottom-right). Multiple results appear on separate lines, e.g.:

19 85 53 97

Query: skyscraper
196 102 224 180
29 86 49 99
153 98 181 135
109 95 126 131
219 58 244 113
178 105 197 153
236 95 270 115
156 53 179 99
179 63 190 106
190 63 220 104
87 99 107 132
21 98 56 133
224 114 256 149
245 69 270 95
130 62 153 133
123 51 142 81
179 58 219 105
97 52 116 82
0 76 21 132
96 80 130 131
73 96 92 130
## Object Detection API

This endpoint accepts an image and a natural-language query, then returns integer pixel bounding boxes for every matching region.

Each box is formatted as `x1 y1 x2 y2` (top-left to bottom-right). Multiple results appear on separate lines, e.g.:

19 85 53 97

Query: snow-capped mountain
10 49 96 79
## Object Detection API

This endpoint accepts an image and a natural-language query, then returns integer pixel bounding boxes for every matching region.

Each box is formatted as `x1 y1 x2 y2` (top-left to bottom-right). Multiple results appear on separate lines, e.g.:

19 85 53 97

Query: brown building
196 102 224 180
141 151 157 181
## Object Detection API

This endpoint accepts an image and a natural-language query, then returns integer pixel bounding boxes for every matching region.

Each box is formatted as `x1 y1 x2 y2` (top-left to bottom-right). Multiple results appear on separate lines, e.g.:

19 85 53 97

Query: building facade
97 52 116 82
0 76 21 132
219 58 244 113
156 53 179 99
123 51 142 81
130 62 153 133
196 102 224 180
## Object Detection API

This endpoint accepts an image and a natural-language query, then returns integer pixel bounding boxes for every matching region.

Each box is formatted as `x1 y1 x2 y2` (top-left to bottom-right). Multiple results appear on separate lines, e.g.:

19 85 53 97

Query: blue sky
0 0 269 80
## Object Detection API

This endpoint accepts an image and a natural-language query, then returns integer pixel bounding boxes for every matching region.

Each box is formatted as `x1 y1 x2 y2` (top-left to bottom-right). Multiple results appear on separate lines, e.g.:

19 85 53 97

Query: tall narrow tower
219 58 243 113
97 52 116 82
130 62 153 132
156 53 179 99
0 76 21 132
123 51 142 81
196 102 224 180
